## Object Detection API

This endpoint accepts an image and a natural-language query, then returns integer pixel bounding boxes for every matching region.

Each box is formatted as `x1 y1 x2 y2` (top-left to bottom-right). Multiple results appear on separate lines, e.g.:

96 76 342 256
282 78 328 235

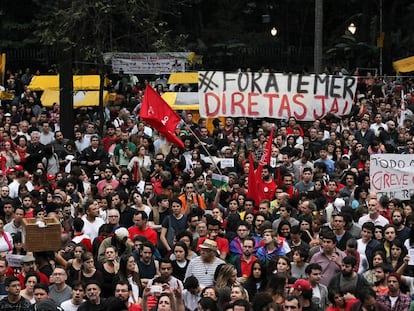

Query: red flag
140 85 184 148
247 151 259 205
255 126 275 179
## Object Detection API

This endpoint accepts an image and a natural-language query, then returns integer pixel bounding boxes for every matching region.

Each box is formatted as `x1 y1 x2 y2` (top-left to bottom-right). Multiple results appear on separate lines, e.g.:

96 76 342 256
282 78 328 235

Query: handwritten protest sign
370 154 414 200
198 72 357 121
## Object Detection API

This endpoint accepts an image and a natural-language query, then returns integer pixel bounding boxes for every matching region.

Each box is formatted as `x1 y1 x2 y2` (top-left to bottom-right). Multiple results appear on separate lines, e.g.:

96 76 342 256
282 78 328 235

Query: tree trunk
59 45 74 140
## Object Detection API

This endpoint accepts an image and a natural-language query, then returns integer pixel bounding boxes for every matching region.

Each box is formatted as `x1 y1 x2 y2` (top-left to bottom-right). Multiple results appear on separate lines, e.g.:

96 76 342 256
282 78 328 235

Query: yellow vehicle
162 72 223 132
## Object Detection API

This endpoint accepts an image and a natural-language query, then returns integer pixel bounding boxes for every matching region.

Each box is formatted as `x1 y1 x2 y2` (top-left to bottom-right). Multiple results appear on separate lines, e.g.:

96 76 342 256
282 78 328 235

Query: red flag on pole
255 126 275 179
140 85 184 148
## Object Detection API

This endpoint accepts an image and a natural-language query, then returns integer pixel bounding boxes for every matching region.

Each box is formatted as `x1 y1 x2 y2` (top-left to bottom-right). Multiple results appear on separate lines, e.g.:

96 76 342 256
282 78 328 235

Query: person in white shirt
358 198 389 227
81 200 105 240
60 281 85 311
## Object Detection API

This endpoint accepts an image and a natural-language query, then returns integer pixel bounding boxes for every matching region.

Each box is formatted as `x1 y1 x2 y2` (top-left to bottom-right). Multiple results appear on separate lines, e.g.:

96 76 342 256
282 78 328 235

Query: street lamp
271 27 278 37
348 23 356 34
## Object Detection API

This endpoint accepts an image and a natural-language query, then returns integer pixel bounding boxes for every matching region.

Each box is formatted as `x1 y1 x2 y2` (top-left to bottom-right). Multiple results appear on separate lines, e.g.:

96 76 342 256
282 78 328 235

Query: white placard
220 158 235 169
198 72 357 121
370 154 414 200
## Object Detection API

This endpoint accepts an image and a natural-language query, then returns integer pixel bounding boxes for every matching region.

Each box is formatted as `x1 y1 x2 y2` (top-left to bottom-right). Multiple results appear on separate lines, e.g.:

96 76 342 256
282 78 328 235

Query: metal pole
314 0 323 74
379 0 383 76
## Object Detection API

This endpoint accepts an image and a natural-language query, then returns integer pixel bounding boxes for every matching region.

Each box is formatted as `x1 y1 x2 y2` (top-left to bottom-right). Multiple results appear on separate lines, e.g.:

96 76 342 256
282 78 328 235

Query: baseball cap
115 227 129 240
288 279 312 291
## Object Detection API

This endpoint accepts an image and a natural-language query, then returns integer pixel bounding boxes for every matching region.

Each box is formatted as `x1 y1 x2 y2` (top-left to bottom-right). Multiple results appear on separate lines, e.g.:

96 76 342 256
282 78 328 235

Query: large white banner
198 72 357 121
370 154 414 200
103 52 192 74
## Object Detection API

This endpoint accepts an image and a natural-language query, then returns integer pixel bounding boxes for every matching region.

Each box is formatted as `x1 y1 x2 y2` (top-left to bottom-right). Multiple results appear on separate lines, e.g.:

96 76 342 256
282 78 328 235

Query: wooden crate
22 217 62 252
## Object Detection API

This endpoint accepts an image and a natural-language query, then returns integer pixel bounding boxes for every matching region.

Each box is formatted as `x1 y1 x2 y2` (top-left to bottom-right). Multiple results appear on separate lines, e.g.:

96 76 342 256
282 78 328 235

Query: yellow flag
393 56 414 73
0 54 6 86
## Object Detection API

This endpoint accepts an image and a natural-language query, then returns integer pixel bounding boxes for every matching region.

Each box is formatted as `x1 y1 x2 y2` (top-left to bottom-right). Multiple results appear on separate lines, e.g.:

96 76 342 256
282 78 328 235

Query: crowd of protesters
0 68 413 311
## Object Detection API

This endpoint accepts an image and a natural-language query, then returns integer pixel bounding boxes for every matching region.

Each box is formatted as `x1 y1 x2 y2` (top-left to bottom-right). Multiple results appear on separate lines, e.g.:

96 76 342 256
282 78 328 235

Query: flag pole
183 124 223 175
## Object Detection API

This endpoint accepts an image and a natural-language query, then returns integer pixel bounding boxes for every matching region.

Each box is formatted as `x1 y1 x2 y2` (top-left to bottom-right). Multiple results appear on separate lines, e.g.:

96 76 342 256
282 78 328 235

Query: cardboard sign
370 154 414 200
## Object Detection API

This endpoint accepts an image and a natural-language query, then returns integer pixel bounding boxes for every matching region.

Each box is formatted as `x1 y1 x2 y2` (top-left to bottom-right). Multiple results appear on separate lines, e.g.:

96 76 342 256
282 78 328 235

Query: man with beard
147 259 183 291
377 273 411 311
328 255 370 295
185 239 225 287
391 208 410 242
51 130 69 161
2 200 14 224
113 281 133 310
186 213 200 240
258 165 277 201
64 179 82 205
101 123 118 152
78 280 105 311
234 237 257 280
97 166 119 197
196 218 229 260
358 198 389 227
379 120 398 153
373 263 392 296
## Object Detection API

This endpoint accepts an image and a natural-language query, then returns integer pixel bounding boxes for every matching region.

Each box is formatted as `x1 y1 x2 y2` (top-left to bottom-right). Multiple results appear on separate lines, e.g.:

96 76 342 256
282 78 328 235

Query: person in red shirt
128 210 158 246
101 124 118 152
234 237 257 280
258 165 277 201
17 255 49 288
71 217 92 252
196 219 228 260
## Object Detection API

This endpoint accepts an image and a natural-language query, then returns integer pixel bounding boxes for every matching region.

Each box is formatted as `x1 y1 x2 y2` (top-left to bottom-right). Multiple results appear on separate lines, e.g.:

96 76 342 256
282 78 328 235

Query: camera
150 285 162 295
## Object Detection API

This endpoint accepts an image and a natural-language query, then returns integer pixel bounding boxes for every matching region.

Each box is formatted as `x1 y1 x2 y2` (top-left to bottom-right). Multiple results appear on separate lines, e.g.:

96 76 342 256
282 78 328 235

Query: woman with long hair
362 250 386 285
326 289 358 311
265 272 287 304
215 263 238 305
171 241 189 281
41 144 59 176
97 245 119 298
298 217 314 244
56 243 86 286
128 144 152 180
243 260 267 301
15 135 29 165
174 231 197 260
77 252 103 286
116 253 142 304
277 220 291 241
0 139 20 170
386 239 407 273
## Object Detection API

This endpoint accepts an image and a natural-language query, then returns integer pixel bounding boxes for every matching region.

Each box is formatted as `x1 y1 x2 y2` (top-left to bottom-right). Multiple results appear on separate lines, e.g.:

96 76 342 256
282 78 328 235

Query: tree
33 0 193 136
